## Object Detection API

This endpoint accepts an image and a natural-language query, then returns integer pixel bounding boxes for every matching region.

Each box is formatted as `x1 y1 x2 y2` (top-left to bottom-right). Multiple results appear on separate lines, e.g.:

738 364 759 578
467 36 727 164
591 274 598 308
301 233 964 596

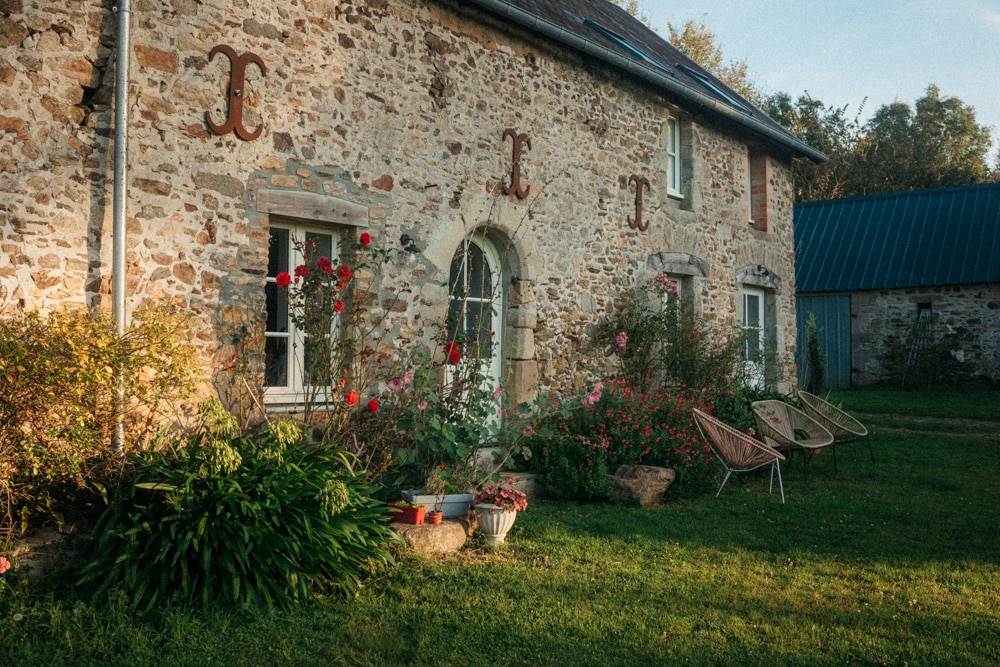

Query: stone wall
852 284 1000 384
1 0 801 399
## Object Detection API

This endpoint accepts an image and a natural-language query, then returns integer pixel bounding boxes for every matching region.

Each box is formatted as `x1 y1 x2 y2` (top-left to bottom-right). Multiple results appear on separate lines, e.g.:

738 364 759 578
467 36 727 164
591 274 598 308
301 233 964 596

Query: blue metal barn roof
794 183 1000 293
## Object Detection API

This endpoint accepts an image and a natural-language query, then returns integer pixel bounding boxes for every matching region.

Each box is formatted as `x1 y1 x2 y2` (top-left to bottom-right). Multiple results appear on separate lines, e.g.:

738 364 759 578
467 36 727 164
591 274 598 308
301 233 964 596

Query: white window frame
448 235 504 390
742 287 766 390
665 115 683 199
264 221 341 405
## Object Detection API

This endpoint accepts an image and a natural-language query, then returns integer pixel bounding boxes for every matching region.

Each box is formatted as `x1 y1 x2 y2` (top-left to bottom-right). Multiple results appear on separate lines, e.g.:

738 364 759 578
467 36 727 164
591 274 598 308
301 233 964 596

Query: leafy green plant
805 312 827 393
600 273 747 392
76 399 396 611
0 303 197 535
529 381 721 499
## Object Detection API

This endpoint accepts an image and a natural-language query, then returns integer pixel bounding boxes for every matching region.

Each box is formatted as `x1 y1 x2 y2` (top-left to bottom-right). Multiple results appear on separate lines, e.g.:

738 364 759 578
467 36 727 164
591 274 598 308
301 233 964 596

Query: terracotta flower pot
426 510 443 525
388 503 426 525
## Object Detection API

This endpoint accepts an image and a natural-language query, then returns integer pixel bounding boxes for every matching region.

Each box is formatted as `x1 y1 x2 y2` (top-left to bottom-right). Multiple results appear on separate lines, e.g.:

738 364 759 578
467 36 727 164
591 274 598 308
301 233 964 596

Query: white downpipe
111 0 132 457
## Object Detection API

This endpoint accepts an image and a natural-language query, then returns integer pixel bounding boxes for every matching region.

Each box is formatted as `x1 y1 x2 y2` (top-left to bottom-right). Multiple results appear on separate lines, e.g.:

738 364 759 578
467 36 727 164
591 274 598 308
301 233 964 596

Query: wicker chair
693 408 786 503
750 400 836 472
798 390 873 462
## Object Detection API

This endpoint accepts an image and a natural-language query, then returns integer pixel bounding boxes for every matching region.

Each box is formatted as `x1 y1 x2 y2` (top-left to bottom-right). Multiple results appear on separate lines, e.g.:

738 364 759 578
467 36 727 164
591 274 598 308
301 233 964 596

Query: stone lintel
257 188 369 227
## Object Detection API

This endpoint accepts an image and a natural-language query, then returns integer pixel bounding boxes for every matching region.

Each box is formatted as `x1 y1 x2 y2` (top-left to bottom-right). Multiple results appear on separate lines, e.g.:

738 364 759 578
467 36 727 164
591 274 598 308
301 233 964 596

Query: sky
638 0 1000 165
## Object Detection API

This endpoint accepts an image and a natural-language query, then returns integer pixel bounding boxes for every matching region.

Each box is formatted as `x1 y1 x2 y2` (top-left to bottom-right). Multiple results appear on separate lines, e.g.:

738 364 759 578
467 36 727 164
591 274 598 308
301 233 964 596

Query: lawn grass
3 387 999 666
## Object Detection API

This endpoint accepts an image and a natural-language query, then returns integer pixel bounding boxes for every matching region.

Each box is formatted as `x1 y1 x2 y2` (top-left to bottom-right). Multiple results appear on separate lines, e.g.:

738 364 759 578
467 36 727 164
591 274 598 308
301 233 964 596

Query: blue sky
638 0 1000 165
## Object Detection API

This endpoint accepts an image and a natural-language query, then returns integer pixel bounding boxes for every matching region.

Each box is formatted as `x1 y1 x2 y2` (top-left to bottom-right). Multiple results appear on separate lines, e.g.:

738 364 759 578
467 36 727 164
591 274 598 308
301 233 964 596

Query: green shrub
599 274 747 392
529 381 722 499
0 304 197 535
532 435 613 500
805 312 827 394
76 399 397 611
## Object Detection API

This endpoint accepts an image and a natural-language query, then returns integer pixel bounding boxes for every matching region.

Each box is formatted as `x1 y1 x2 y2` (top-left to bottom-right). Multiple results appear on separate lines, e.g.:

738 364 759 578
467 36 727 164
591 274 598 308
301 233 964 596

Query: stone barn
1 0 824 408
795 183 1000 388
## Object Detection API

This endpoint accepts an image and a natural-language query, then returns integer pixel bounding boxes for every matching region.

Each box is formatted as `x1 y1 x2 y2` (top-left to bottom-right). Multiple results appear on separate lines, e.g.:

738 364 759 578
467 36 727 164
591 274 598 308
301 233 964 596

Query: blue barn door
796 295 852 390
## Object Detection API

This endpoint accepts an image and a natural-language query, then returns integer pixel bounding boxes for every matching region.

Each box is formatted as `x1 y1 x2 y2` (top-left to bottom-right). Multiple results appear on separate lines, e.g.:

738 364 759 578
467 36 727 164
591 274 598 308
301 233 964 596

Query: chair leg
716 469 734 497
832 444 838 474
773 461 784 504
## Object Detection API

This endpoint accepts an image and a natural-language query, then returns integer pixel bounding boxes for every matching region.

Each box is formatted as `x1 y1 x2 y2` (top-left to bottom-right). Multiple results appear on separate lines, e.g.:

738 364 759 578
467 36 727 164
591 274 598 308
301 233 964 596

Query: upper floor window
748 150 772 232
665 116 683 198
264 222 340 404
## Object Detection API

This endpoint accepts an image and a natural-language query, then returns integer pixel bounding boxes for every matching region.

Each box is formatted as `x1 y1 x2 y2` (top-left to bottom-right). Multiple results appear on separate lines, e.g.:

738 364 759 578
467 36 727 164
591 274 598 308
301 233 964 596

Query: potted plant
387 500 426 525
472 478 528 546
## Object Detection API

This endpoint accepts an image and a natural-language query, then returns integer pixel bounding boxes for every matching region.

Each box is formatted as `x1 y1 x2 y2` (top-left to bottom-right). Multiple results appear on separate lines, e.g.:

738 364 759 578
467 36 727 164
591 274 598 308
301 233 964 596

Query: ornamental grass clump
77 398 396 611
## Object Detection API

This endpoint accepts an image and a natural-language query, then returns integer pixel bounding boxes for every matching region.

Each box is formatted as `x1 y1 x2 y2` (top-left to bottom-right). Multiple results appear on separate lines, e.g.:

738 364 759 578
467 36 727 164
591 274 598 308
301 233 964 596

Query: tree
861 85 994 193
762 92 870 201
766 86 996 201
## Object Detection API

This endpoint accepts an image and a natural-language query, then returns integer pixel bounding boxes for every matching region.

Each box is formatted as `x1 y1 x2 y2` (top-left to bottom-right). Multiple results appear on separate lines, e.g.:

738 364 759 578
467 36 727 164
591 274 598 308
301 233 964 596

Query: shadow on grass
521 427 1000 567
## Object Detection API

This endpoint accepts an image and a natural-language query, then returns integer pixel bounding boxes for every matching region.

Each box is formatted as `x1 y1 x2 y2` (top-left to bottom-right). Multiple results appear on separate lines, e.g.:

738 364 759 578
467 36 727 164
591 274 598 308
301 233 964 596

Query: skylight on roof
579 18 671 74
677 64 751 114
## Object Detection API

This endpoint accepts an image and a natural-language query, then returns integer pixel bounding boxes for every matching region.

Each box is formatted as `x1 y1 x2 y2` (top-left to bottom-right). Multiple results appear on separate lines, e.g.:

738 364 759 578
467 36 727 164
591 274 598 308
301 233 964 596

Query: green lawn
3 386 1000 666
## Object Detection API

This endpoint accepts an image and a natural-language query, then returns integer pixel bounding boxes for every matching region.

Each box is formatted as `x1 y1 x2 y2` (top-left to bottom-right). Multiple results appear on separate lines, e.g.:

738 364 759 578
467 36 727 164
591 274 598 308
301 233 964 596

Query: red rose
439 464 447 471
367 399 380 414
337 265 352 281
294 264 308 279
275 272 291 287
334 301 346 313
345 390 359 406
445 341 461 365
360 232 371 247
317 256 333 274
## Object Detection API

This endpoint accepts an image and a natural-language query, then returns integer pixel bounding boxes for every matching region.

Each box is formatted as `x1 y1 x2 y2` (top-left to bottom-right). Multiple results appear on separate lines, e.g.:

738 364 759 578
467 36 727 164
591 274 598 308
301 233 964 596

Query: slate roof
460 0 826 163
795 183 1000 293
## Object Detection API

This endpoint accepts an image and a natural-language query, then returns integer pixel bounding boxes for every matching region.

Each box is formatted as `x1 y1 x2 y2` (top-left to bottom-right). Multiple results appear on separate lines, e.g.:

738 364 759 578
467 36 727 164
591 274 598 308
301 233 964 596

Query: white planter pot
474 503 518 545
401 490 473 520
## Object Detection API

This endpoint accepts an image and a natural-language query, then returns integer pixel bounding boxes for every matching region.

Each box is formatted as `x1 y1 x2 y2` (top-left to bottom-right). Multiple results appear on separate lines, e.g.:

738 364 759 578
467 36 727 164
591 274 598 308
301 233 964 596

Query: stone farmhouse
1 0 824 407
795 183 1000 388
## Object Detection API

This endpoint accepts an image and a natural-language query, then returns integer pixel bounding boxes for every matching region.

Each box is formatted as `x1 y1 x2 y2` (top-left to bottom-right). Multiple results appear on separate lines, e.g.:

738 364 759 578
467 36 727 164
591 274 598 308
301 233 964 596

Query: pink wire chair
693 408 786 503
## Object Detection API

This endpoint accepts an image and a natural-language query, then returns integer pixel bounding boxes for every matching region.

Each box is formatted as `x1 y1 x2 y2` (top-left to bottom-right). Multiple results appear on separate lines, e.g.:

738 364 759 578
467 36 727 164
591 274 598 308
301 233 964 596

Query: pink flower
616 331 628 348
403 371 414 385
275 272 291 287
493 386 504 400
0 556 10 574
656 273 679 295
581 382 603 406
748 427 756 437
360 232 371 247
387 378 404 392
521 426 536 438
418 400 429 411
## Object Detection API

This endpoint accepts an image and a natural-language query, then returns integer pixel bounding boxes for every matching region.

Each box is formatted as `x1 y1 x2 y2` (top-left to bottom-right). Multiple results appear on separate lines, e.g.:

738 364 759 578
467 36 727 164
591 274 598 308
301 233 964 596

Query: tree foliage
768 85 996 200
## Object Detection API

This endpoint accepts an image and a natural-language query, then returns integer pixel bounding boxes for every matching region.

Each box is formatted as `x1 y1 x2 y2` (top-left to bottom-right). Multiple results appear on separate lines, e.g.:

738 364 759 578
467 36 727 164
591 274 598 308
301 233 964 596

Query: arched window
448 234 504 389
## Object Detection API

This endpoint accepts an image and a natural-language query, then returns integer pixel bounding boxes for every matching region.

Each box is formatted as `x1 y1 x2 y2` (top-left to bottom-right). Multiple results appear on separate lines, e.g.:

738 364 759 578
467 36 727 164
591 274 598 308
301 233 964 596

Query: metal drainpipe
111 0 132 458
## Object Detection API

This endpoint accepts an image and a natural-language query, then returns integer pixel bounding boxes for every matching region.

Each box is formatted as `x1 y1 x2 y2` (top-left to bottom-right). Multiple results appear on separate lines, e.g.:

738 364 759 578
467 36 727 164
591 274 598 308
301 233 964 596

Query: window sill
667 189 684 201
